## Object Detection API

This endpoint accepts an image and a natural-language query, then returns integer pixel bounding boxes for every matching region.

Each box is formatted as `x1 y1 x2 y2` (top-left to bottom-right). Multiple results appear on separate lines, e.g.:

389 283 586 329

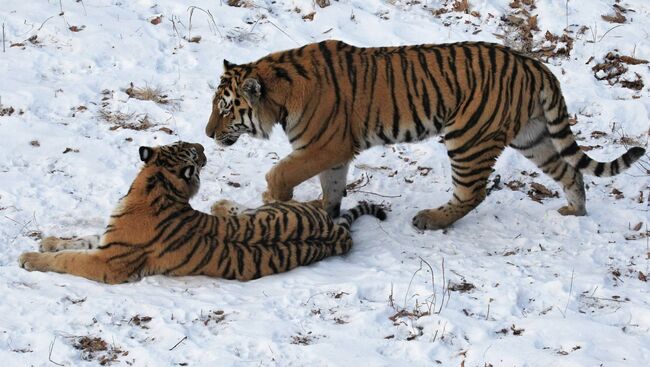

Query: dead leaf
611 188 624 199
302 12 315 21
602 11 626 24
150 15 163 25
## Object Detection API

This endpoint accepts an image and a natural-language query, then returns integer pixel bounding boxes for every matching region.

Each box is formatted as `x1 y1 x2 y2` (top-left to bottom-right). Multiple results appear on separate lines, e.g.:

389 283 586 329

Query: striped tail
337 202 387 231
541 83 646 177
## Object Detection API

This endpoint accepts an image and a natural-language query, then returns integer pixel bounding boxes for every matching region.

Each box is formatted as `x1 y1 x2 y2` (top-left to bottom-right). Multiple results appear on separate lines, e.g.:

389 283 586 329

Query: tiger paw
412 209 455 231
39 235 99 252
19 252 50 272
211 200 246 216
39 236 65 252
557 205 586 216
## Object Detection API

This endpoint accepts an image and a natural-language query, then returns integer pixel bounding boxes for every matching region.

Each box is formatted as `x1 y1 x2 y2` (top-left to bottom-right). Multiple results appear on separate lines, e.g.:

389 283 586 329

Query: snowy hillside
0 0 649 365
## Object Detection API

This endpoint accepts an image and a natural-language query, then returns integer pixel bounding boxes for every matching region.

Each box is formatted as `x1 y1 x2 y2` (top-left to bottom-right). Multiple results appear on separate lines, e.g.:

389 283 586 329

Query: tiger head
205 60 268 147
138 141 207 199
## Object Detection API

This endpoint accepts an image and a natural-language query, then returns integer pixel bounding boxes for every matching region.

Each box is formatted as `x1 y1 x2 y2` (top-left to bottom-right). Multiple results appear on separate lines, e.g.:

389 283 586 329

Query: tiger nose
205 117 216 138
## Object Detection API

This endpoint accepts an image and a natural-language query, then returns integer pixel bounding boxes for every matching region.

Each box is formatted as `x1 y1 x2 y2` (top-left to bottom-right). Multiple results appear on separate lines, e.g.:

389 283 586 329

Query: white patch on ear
182 166 194 180
139 146 152 162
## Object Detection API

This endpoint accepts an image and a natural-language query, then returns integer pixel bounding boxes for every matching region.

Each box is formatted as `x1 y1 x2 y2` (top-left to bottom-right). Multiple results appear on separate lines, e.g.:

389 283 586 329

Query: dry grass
592 52 648 90
97 109 155 131
125 83 170 104
602 11 626 24
72 336 127 366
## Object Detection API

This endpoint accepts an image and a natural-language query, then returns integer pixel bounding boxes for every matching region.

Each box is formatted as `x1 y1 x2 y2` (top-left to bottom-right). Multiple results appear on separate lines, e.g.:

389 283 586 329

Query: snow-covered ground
1 0 649 365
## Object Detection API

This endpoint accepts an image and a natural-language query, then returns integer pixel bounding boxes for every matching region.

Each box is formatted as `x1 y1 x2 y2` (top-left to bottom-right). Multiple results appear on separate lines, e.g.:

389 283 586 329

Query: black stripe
576 154 591 170
594 162 605 176
560 142 579 157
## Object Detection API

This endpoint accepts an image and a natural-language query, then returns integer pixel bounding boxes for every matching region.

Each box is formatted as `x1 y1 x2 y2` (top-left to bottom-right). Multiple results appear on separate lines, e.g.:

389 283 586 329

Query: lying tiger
18 142 385 283
205 40 646 230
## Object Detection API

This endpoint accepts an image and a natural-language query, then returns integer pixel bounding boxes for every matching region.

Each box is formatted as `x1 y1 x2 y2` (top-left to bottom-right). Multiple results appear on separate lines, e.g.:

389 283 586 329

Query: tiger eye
234 99 241 106
224 90 230 97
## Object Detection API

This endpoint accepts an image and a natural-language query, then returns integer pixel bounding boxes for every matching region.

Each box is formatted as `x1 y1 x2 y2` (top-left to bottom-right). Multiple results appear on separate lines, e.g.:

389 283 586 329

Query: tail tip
628 146 646 161
376 210 387 221
374 206 387 221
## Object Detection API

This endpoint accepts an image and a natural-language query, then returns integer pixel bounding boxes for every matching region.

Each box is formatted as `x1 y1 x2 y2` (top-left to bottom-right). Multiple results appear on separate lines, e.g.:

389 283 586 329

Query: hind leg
40 235 101 252
511 119 586 216
412 146 502 230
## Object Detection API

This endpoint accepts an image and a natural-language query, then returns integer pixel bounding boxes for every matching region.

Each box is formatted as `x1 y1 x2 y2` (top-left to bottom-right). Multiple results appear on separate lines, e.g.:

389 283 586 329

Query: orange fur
19 142 385 283
206 40 645 229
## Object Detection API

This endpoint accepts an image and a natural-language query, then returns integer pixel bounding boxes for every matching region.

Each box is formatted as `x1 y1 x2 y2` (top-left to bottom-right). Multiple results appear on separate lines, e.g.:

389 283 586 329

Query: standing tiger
18 142 386 283
205 40 646 230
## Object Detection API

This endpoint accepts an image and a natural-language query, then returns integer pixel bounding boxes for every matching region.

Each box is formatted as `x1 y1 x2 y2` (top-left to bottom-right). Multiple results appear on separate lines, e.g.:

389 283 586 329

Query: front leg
318 163 350 217
18 250 131 284
263 148 351 205
40 235 101 252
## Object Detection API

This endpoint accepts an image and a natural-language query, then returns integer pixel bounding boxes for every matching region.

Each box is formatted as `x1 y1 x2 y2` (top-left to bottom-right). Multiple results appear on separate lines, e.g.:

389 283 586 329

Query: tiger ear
139 146 154 163
181 166 195 180
240 78 262 105
223 59 236 70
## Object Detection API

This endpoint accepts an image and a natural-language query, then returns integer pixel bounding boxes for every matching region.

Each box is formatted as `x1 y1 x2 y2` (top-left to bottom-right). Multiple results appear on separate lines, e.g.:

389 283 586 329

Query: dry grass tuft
98 110 155 131
72 336 127 365
592 52 648 90
125 83 169 104
602 11 626 24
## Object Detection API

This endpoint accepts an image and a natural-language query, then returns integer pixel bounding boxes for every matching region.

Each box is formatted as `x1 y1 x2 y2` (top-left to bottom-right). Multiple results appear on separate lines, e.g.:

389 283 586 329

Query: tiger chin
205 40 646 230
18 142 386 284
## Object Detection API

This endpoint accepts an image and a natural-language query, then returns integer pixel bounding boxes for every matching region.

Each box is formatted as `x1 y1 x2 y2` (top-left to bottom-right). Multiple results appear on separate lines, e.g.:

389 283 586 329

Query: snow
0 0 649 366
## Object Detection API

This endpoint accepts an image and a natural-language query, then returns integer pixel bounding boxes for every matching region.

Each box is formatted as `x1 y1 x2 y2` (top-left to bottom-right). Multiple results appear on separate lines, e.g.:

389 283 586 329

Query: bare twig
265 20 300 46
79 0 87 16
403 261 423 310
2 22 5 53
565 0 569 29
169 336 187 351
169 16 183 48
38 16 55 31
437 258 446 314
598 24 624 43
563 268 575 317
419 256 436 315
187 6 222 38
48 337 64 366
355 190 401 198
486 298 493 320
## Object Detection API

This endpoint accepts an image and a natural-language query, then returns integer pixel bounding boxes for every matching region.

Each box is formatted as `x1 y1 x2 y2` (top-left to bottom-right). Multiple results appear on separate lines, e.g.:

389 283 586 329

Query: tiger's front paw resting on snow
19 252 51 272
39 235 100 252
211 200 248 216
412 209 456 231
